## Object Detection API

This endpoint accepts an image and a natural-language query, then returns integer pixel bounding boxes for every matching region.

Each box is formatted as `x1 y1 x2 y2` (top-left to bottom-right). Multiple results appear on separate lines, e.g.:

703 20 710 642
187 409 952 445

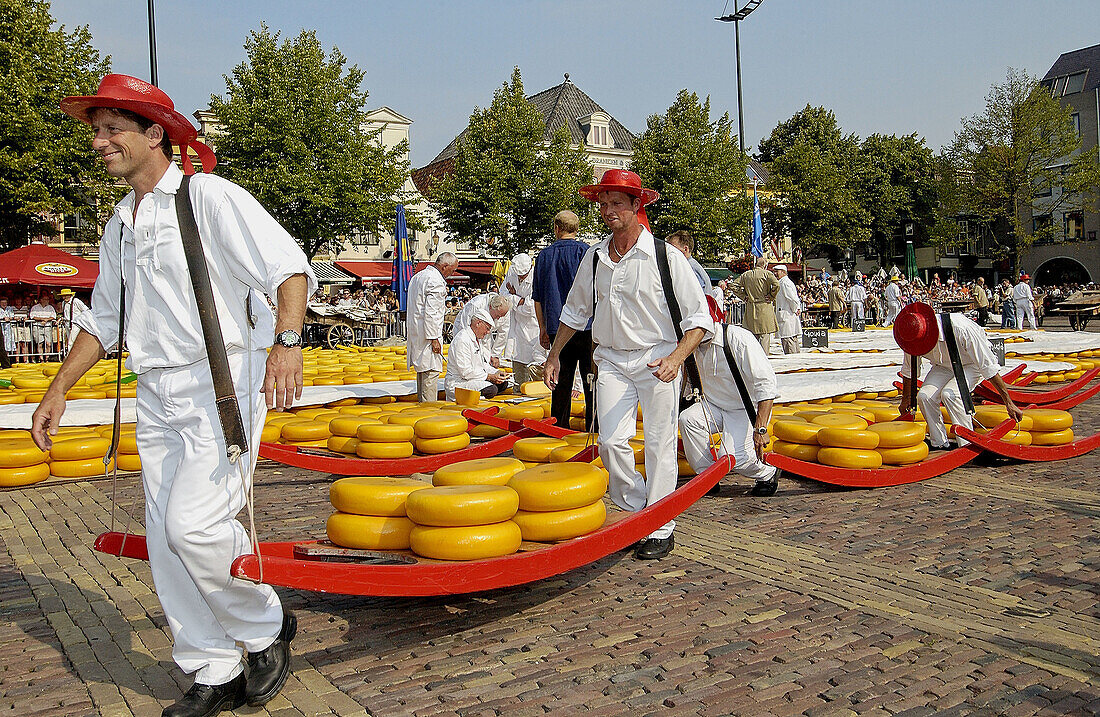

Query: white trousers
850 301 865 323
594 343 680 540
136 349 282 685
679 401 776 482
886 301 900 326
1015 300 1037 330
916 363 983 447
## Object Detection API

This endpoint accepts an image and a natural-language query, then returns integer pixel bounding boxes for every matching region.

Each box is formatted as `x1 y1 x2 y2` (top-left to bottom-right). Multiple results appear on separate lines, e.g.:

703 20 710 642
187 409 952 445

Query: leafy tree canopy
210 24 412 260
856 133 938 261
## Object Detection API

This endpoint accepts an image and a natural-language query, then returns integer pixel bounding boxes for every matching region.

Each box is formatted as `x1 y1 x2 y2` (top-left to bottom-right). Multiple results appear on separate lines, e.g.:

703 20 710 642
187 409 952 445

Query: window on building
1064 71 1087 95
63 213 88 241
1033 213 1053 237
1065 211 1084 241
1071 113 1081 138
1053 76 1068 96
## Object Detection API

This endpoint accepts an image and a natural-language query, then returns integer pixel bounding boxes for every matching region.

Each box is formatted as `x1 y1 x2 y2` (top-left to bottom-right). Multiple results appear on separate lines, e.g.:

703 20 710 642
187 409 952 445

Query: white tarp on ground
813 327 1100 355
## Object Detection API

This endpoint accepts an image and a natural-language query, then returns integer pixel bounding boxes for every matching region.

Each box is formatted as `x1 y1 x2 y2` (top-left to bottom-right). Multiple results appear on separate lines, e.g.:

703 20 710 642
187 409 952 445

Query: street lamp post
147 0 158 86
716 0 764 156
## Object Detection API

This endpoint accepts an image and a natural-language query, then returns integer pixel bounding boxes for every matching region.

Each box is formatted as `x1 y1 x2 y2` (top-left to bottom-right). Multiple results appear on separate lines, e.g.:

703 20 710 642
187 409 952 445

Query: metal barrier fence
1 318 78 363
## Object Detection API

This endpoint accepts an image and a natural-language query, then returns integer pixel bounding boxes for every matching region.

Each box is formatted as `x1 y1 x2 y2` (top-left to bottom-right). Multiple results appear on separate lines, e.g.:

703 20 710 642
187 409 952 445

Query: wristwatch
274 329 302 348
755 426 768 435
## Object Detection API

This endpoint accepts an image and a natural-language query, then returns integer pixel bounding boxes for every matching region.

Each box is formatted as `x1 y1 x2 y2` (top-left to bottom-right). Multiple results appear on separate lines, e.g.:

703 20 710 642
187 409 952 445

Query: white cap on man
511 253 533 276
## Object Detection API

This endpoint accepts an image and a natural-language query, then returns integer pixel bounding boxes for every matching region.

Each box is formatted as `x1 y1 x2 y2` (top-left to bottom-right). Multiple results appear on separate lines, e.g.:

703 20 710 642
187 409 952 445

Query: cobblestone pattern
0 401 1097 715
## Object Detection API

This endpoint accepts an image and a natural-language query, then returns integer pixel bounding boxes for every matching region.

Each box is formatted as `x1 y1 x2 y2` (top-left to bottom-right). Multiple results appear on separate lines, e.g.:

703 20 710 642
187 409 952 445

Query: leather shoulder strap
653 238 703 394
940 312 975 415
175 175 249 460
719 325 758 424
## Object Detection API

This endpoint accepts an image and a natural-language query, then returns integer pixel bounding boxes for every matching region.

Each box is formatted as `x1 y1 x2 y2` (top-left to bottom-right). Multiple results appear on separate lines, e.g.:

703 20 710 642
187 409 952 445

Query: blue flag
751 183 764 258
391 205 415 311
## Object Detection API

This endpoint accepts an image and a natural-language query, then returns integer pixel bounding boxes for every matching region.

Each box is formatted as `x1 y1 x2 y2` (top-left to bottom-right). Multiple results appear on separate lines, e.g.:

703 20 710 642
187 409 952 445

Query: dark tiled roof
1043 43 1100 94
747 159 769 186
414 75 634 196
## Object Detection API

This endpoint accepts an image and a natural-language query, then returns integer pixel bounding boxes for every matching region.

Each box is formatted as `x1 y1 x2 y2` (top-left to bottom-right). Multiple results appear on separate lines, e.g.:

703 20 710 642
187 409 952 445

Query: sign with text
802 327 829 349
989 338 1006 366
852 318 866 332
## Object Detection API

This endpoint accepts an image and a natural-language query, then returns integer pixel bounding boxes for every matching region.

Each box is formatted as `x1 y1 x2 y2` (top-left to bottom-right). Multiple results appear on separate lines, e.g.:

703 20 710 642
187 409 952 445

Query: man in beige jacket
730 256 779 353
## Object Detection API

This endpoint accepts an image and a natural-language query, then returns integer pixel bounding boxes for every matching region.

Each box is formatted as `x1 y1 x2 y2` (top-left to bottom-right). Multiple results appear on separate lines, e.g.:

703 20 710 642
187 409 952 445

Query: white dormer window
578 111 612 149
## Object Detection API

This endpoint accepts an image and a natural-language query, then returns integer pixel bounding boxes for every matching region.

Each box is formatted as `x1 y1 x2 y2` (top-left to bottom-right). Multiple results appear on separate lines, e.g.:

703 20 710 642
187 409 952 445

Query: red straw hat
61 74 216 174
579 169 659 205
893 302 939 356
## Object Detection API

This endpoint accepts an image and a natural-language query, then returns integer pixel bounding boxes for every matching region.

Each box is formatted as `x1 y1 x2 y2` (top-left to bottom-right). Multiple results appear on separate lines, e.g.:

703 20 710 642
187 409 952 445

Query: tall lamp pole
716 0 765 156
147 0 158 86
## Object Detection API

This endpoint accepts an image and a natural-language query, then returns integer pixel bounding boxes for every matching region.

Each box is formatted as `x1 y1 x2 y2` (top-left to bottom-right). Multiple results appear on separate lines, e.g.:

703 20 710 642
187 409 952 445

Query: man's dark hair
89 107 173 160
665 230 694 254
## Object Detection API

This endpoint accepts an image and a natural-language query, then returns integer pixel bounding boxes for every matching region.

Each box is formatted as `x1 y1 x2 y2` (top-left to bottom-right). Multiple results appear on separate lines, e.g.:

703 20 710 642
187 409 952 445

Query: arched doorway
1034 257 1092 287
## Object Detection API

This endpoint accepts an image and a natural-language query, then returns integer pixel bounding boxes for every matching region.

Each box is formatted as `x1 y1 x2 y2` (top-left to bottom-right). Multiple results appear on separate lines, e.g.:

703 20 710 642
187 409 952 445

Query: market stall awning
336 260 469 285
310 261 356 285
457 260 496 278
0 243 99 288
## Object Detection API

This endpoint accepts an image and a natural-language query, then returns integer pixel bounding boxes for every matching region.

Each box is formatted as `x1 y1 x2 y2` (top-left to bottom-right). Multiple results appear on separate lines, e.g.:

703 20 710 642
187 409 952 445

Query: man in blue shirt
533 210 594 430
666 231 712 294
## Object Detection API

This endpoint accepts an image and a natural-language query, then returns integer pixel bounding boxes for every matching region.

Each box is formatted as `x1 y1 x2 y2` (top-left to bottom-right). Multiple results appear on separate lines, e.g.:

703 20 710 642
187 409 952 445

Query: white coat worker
884 276 902 325
773 265 802 355
444 307 511 400
34 75 315 716
1013 274 1038 330
544 169 712 561
895 302 1022 450
499 253 546 386
406 253 458 402
847 277 867 324
679 318 781 496
452 292 511 363
57 288 90 352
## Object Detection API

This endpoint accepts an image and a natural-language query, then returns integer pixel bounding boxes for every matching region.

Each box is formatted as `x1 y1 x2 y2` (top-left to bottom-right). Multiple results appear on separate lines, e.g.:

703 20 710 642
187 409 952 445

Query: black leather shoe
634 535 674 560
162 673 245 717
245 612 297 707
925 440 955 451
751 469 780 497
707 482 723 496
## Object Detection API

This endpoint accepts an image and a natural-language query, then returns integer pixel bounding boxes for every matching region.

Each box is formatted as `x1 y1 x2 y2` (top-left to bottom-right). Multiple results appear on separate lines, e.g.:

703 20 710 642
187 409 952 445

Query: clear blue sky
49 0 1100 168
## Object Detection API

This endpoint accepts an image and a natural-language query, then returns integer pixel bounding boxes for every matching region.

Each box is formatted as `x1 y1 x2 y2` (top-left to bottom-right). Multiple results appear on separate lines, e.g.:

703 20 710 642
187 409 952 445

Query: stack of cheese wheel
432 457 526 486
412 414 470 454
49 428 114 478
547 433 604 467
405 484 522 560
356 419 415 459
262 412 297 444
0 431 50 487
99 423 142 472
326 414 381 454
568 398 588 431
1024 408 1074 446
512 436 569 468
771 417 825 462
326 476 429 550
507 463 609 542
974 406 1035 446
813 414 883 469
868 421 928 465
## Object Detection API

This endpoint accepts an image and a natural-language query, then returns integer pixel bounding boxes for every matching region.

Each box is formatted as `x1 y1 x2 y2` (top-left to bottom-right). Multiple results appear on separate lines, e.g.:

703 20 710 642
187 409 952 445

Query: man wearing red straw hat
545 169 711 561
32 74 315 716
894 302 1021 450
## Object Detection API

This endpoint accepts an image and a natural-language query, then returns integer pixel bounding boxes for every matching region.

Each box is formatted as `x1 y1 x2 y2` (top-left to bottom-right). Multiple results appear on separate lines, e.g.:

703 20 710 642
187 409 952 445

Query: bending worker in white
33 74 315 717
847 276 867 325
895 302 1022 450
500 252 546 386
679 320 781 496
545 169 711 561
406 253 458 402
453 292 511 365
773 265 801 355
445 308 510 400
884 276 902 326
1013 274 1037 330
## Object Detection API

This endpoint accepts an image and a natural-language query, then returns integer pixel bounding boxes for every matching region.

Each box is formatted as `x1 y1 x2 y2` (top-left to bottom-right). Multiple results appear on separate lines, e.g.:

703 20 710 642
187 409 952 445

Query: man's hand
647 353 683 383
1004 399 1023 424
539 330 551 350
30 392 66 451
264 345 303 411
490 356 500 368
752 431 767 460
544 353 561 390
430 339 442 354
488 371 506 385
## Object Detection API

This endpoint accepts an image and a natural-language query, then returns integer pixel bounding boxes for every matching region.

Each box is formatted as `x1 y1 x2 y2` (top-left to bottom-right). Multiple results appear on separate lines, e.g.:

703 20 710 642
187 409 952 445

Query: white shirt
847 284 867 303
405 265 447 373
885 283 901 303
559 228 712 351
76 164 316 373
62 297 90 348
452 293 509 358
443 326 497 398
900 313 1000 382
775 275 802 339
697 324 778 413
500 269 546 365
1013 282 1034 303
30 303 56 321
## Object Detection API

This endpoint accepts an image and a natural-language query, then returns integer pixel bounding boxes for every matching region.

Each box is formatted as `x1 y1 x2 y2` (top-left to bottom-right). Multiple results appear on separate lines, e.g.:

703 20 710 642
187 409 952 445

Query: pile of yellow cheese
973 406 1075 446
771 400 927 469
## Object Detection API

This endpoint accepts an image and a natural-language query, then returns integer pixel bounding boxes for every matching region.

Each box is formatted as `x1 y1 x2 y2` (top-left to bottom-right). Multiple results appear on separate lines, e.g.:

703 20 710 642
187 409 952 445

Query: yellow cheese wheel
355 441 414 459
280 420 332 442
974 407 1033 431
51 457 115 478
0 429 32 439
506 463 609 512
513 499 606 542
828 407 877 424
116 453 143 472
53 426 100 439
0 439 49 468
338 405 383 416
793 410 829 422
414 415 469 439
548 445 605 467
11 375 51 389
876 442 929 465
0 462 51 486
432 457 526 486
512 437 568 463
996 429 1032 446
0 392 25 405
66 388 107 400
326 512 415 550
499 404 545 422
1030 428 1074 446
409 521 522 561
772 440 820 462
454 387 481 407
264 413 300 427
49 436 110 461
832 393 857 403
816 427 880 450
811 414 869 430
293 407 336 419
469 423 508 439
415 433 471 454
325 397 361 406
520 381 551 397
563 433 600 447
329 415 382 437
356 423 415 443
326 435 361 453
260 424 282 443
867 422 926 448
283 438 330 448
330 476 430 516
772 420 823 445
405 485 520 526
678 456 696 476
817 447 882 469
1022 409 1073 432
384 411 436 428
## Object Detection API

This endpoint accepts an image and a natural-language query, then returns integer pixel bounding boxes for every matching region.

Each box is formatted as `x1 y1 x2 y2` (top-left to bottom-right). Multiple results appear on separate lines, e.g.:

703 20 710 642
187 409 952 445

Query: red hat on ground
893 302 939 356
61 74 216 174
579 169 659 205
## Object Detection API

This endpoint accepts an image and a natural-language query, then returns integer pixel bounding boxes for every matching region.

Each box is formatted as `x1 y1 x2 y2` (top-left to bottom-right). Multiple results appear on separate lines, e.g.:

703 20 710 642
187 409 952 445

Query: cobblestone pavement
2 395 1099 716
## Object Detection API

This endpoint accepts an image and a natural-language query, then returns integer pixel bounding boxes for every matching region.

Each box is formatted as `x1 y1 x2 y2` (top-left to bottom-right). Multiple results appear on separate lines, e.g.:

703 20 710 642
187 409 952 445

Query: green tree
0 0 116 251
758 105 868 255
630 90 749 262
856 133 938 264
941 68 1100 260
210 25 411 260
431 67 594 256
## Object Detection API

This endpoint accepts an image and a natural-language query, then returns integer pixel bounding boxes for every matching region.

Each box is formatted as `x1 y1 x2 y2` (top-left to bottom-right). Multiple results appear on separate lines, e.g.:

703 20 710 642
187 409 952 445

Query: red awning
0 244 99 288
457 260 496 277
336 261 469 285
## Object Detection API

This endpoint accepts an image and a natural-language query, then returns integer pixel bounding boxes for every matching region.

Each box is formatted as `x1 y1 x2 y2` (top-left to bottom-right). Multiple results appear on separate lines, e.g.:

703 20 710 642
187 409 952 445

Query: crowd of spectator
0 290 85 363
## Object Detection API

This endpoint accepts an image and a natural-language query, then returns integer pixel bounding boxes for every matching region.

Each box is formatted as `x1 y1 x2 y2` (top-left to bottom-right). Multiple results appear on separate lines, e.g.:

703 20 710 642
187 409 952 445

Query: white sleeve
74 217 123 352
733 328 778 403
668 249 714 342
425 278 447 340
558 247 598 332
451 334 488 381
